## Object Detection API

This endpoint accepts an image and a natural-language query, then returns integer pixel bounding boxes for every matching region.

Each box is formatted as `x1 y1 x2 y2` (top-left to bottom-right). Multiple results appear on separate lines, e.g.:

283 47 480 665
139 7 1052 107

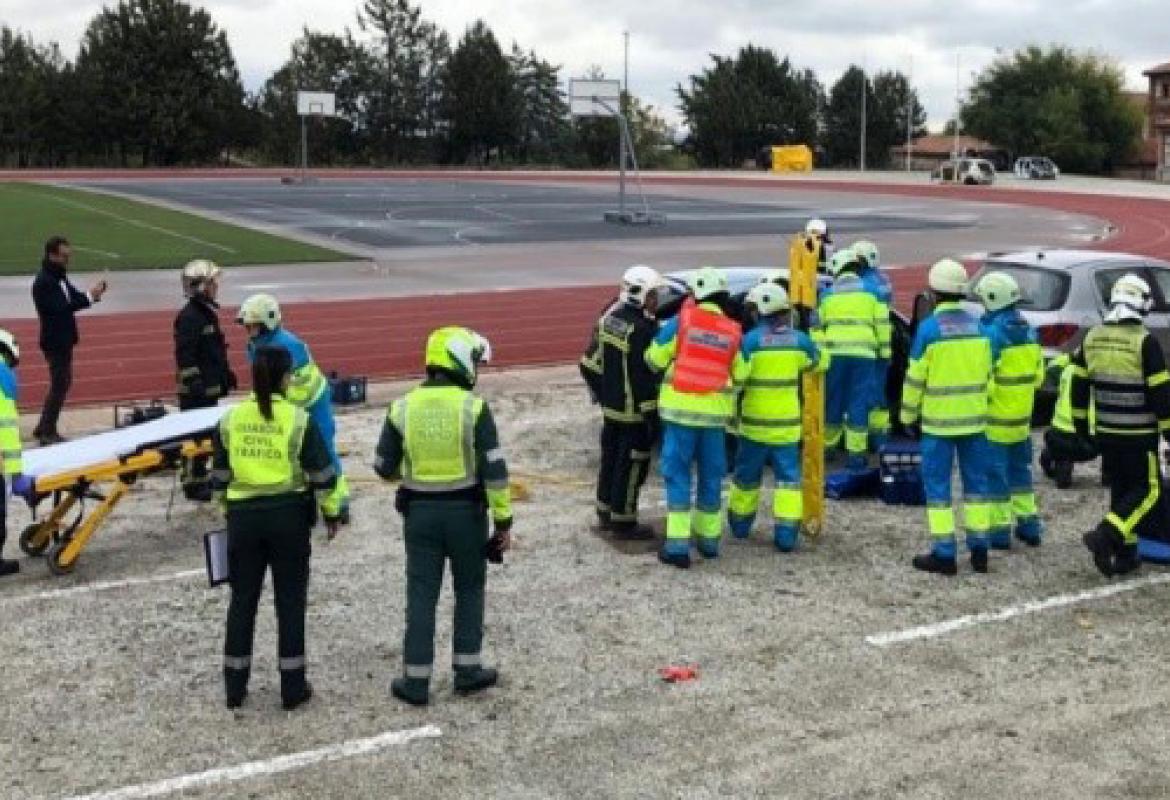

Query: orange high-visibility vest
672 298 742 394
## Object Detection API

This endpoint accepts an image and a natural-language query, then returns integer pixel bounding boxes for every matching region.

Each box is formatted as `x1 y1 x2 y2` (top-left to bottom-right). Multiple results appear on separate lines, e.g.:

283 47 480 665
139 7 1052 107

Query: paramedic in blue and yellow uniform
0 329 32 577
852 240 894 450
974 271 1045 549
900 259 995 576
375 327 512 707
727 283 827 552
646 267 749 569
818 247 887 470
238 293 350 519
212 345 344 711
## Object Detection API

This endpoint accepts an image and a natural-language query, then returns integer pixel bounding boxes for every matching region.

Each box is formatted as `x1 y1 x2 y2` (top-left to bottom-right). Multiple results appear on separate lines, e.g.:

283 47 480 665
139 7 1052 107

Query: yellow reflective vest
901 302 993 437
738 321 828 445
981 308 1044 444
0 362 21 476
816 274 885 359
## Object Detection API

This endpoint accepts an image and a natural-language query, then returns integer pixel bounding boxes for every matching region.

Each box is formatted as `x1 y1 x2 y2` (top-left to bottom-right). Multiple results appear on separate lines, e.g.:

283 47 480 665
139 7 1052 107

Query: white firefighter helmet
757 269 787 287
620 264 662 309
853 240 880 269
928 258 969 295
827 247 857 277
805 218 828 237
688 266 729 301
974 271 1021 312
746 282 790 317
237 293 282 331
1109 273 1153 320
0 328 19 366
181 259 222 297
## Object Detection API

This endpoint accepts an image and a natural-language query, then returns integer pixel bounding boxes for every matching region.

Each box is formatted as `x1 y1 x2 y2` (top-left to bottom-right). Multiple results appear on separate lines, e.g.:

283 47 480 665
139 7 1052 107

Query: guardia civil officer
375 327 512 707
175 259 236 501
211 345 344 710
580 265 663 539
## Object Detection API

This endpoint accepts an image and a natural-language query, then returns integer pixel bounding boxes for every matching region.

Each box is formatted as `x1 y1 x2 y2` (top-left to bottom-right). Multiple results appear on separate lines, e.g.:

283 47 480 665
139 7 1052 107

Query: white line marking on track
865 572 1170 647
0 569 202 605
62 724 442 800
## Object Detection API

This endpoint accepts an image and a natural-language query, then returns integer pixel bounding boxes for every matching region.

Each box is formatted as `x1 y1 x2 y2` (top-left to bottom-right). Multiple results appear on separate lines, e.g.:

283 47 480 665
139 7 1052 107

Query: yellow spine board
788 235 825 537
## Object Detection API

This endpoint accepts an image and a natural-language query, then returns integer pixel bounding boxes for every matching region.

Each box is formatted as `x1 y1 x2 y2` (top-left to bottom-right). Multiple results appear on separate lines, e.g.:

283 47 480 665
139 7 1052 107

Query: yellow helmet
237 293 282 330
425 327 491 386
181 259 221 297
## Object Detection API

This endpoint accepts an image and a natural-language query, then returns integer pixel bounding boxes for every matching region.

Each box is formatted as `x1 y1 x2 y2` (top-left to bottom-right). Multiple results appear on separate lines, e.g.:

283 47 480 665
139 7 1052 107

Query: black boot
1113 544 1141 577
1054 462 1073 490
1039 448 1055 479
911 552 957 576
224 666 250 709
657 549 691 569
225 689 248 710
391 677 430 706
282 682 313 711
0 559 20 577
970 548 989 574
454 666 499 696
1082 528 1118 578
612 523 655 541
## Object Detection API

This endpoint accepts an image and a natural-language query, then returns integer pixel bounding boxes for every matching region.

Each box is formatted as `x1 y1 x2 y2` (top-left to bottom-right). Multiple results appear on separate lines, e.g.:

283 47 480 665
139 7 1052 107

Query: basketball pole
300 114 308 184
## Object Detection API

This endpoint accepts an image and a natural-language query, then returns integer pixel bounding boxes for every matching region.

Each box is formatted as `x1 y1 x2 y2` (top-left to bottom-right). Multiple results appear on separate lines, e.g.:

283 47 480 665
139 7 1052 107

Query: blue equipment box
879 441 926 506
825 466 880 499
329 373 368 406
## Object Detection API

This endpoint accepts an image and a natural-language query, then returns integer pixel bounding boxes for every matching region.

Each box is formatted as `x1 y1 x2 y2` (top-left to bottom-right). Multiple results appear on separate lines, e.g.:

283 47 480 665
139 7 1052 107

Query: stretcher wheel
46 540 76 576
19 524 50 557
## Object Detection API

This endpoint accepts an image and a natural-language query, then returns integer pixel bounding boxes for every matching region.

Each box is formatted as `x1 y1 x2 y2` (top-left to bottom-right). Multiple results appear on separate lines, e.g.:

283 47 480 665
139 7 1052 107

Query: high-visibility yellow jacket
645 302 749 429
981 307 1044 444
0 361 22 476
900 301 993 437
1071 320 1170 446
375 377 513 526
815 274 886 360
738 319 828 445
213 394 343 517
1051 354 1094 435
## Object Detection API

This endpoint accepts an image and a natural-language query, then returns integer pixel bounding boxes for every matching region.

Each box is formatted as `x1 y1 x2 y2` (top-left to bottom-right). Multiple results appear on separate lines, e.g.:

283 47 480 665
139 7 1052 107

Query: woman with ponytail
211 345 345 711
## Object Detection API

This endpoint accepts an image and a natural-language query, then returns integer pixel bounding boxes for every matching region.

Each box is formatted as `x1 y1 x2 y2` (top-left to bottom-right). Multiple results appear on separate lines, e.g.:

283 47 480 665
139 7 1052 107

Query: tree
961 46 1141 173
823 67 925 167
507 45 571 163
677 45 822 167
258 29 373 165
358 0 449 162
441 21 518 164
75 0 244 165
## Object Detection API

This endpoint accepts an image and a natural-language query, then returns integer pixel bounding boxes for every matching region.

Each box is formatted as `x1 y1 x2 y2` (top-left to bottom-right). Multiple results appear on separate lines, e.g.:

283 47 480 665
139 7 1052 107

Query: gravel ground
2 365 1168 800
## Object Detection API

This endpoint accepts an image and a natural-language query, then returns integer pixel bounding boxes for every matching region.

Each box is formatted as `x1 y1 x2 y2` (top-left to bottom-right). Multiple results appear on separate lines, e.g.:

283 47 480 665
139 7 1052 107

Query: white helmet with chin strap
620 265 661 309
1108 273 1153 322
0 328 19 367
805 218 828 237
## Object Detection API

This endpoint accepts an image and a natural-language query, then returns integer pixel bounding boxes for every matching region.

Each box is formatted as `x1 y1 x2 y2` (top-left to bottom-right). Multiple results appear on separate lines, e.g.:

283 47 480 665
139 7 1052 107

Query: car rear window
970 264 1069 311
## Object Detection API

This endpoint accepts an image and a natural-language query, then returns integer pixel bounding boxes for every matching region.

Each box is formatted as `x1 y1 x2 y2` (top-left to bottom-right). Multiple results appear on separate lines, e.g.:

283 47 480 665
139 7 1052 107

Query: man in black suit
31 236 108 445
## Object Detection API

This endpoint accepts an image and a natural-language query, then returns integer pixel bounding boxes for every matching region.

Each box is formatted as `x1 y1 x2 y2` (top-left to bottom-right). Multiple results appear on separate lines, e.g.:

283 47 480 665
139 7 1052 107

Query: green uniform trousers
223 499 312 704
402 499 489 680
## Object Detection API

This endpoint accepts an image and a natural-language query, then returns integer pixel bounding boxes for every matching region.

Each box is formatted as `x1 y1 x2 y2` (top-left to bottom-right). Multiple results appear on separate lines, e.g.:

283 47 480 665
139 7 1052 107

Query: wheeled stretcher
17 406 229 575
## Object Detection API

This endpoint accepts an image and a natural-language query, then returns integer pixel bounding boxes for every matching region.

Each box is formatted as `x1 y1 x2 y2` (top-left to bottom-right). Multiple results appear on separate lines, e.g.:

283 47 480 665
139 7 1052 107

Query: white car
1014 156 1060 180
932 157 996 186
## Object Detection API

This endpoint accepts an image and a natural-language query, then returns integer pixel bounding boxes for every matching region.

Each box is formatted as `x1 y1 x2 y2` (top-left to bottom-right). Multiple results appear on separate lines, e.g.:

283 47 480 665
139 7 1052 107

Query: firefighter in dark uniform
1074 274 1170 577
211 345 344 710
580 265 663 539
175 259 236 501
375 326 512 707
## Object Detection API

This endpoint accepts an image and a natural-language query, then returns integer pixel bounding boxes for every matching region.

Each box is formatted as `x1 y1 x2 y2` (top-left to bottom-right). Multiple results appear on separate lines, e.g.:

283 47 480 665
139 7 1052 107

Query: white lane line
866 572 1170 647
36 190 237 253
0 569 203 605
62 725 442 800
73 245 123 259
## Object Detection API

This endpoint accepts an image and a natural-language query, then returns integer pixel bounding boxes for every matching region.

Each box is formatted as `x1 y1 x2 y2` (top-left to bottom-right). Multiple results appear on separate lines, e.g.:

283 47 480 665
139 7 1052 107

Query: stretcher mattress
22 406 229 479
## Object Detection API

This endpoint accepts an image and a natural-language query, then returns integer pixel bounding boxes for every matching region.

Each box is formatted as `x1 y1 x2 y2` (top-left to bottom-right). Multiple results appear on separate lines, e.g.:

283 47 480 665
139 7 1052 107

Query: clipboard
203 529 230 587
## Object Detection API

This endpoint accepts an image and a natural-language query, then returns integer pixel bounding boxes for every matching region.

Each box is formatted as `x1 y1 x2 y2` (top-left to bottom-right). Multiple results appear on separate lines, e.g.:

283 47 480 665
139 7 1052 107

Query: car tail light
1037 323 1080 348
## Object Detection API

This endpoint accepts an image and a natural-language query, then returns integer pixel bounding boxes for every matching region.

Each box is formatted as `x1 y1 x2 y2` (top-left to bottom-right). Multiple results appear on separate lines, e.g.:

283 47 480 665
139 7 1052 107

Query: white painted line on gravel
62 724 442 800
866 572 1170 647
0 569 203 605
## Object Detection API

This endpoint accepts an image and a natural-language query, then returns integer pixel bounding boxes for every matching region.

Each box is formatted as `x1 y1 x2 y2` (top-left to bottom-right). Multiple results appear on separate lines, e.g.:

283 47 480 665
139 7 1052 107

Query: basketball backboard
296 91 336 117
569 79 621 117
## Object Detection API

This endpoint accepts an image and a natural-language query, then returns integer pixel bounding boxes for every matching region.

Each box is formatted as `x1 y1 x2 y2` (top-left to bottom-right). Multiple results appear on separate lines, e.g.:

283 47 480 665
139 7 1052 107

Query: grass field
0 182 353 274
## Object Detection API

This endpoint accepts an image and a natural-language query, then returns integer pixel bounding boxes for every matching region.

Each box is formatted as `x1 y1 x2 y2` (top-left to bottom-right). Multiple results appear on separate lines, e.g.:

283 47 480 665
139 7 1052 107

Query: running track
4 171 1170 409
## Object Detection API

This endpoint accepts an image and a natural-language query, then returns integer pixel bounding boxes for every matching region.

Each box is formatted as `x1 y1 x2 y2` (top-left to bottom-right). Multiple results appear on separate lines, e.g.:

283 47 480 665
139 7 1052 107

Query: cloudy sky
5 0 1168 132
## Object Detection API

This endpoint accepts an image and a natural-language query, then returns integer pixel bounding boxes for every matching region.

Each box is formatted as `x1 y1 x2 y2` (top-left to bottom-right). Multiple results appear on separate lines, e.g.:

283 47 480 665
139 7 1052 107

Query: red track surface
3 171 1169 409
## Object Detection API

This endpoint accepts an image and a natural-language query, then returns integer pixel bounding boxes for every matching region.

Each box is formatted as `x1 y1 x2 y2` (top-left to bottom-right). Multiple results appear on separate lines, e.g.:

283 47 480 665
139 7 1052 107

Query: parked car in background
1014 156 1060 180
932 157 997 185
963 250 1170 423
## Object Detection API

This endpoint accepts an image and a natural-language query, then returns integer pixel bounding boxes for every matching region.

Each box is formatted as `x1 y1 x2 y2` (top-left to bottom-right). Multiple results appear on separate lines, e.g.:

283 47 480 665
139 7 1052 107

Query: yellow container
770 144 813 172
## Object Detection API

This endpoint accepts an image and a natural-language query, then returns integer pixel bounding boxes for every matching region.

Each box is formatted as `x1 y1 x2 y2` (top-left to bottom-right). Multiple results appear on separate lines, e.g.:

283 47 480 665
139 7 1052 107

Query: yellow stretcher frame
18 438 213 575
788 232 824 537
